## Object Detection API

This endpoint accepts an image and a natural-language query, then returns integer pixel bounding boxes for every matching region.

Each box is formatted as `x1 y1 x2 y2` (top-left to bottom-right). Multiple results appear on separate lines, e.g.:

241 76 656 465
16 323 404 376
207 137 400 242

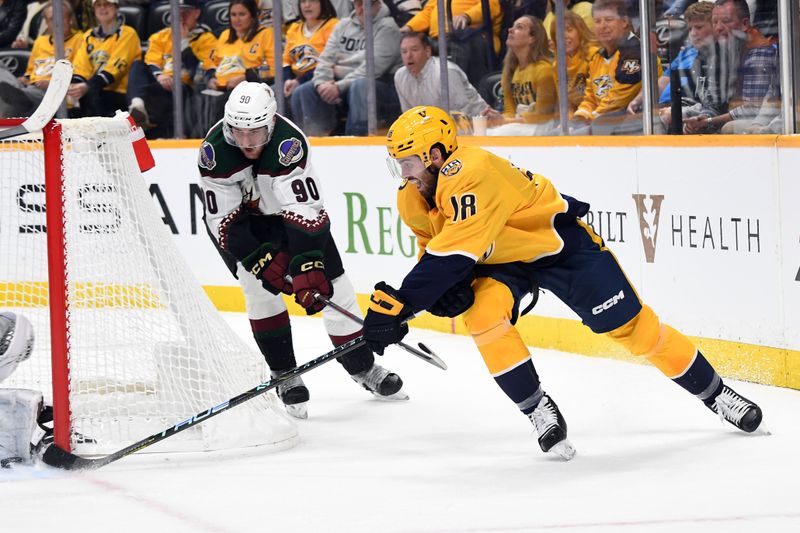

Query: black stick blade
42 444 96 470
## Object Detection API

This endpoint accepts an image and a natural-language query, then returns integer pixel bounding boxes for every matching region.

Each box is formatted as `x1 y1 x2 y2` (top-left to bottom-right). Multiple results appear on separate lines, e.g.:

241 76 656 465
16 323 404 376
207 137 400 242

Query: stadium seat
119 5 148 44
477 71 503 112
147 2 174 36
202 0 230 37
0 49 31 78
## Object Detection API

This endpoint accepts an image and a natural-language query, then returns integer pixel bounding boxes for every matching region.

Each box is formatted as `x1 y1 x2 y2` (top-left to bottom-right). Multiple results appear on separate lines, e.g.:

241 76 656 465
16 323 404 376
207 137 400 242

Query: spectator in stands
383 0 421 26
126 0 216 137
9 1 47 50
0 0 26 48
291 0 402 136
549 9 598 117
68 0 141 118
283 0 338 100
0 1 81 118
570 0 655 135
209 0 275 91
543 0 594 40
486 15 556 135
627 1 718 132
683 0 779 134
400 0 503 86
394 32 495 118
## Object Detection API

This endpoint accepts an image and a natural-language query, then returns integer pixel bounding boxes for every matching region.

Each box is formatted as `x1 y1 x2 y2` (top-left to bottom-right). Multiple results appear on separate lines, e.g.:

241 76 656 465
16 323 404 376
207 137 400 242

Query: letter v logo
632 194 664 263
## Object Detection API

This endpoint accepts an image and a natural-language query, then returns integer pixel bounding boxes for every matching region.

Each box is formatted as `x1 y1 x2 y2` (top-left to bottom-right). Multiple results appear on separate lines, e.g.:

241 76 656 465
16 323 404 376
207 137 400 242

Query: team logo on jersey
198 141 216 170
289 44 320 73
441 159 462 177
594 75 613 98
278 138 303 166
620 59 641 75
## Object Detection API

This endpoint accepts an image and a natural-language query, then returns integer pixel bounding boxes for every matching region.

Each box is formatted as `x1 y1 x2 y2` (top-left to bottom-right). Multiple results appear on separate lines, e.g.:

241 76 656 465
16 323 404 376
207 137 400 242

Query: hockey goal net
0 116 297 456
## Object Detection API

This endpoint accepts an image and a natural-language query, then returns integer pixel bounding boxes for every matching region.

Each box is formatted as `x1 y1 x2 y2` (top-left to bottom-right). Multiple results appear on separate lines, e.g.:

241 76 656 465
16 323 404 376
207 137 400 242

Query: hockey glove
429 278 474 318
363 282 413 355
290 251 332 315
241 243 293 295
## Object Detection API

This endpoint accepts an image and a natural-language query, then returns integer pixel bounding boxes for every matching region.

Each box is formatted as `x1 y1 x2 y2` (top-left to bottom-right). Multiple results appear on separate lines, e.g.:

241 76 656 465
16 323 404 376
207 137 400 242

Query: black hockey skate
351 364 409 401
527 394 576 460
272 371 310 419
705 385 763 433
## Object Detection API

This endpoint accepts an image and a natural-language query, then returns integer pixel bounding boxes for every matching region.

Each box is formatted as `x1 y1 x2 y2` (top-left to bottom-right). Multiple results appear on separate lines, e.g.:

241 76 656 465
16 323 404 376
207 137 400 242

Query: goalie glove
241 243 293 296
364 282 413 355
290 251 332 315
428 278 474 318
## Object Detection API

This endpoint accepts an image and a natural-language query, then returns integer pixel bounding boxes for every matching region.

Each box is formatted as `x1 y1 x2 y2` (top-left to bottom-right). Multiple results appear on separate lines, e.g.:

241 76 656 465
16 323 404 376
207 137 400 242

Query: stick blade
417 343 447 370
41 444 95 470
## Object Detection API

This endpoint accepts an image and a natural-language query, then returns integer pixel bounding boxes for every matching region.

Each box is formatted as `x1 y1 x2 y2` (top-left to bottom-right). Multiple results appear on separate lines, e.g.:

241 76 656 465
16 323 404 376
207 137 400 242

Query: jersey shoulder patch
440 159 462 177
198 141 216 170
277 137 304 166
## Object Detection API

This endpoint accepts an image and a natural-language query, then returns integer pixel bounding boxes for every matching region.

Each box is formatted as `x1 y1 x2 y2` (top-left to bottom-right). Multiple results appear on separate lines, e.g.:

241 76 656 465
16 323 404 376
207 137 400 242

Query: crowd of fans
0 0 785 136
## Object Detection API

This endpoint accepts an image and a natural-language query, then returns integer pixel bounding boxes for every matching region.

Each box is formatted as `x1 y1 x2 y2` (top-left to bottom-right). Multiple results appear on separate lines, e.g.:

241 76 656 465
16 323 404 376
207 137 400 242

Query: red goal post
0 117 297 457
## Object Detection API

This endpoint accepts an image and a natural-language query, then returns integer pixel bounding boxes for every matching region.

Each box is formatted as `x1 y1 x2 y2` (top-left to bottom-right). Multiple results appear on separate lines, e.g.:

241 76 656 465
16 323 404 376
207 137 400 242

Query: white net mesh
0 117 297 455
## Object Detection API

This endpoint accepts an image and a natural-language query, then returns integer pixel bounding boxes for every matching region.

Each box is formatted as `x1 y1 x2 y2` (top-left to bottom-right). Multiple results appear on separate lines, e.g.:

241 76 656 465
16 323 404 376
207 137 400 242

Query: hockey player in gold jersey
363 105 765 460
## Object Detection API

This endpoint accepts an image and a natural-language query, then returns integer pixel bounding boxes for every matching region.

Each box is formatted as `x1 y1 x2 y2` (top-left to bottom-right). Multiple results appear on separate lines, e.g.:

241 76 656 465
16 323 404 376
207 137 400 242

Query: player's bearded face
392 155 436 199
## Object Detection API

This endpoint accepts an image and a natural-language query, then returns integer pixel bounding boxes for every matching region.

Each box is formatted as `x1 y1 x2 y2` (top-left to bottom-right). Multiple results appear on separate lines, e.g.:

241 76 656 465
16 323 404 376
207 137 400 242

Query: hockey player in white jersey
197 82 407 419
0 311 48 467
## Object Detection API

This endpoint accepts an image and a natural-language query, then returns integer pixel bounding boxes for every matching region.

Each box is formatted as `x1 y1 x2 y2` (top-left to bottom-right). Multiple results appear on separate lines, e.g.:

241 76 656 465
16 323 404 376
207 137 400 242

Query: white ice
2 314 799 533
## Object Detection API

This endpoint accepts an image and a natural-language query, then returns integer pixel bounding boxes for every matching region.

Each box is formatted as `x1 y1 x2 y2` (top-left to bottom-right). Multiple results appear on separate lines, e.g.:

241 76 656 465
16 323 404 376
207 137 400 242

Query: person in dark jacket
0 0 27 48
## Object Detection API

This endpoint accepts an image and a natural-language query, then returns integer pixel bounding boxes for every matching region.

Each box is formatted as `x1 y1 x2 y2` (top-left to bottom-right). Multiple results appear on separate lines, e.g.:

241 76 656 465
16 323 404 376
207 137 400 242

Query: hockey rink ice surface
2 313 799 533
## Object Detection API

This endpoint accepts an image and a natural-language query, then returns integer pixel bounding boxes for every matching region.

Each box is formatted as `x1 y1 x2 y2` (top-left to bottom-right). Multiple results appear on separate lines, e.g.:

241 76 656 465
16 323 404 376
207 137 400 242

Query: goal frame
1 118 71 451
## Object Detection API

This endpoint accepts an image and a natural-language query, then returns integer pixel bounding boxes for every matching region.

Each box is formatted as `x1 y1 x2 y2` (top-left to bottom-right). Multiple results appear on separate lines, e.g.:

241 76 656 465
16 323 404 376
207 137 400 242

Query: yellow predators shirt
502 59 557 123
26 32 84 83
398 145 570 265
405 0 503 53
574 33 660 119
213 27 275 88
283 18 338 77
72 24 141 94
145 26 217 84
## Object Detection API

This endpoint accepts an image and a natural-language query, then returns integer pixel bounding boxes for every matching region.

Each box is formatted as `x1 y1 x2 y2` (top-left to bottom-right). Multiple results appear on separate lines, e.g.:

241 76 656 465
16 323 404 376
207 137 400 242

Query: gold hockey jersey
397 145 573 265
72 24 141 94
26 32 84 83
213 27 275 88
145 25 217 84
283 18 338 76
574 33 660 120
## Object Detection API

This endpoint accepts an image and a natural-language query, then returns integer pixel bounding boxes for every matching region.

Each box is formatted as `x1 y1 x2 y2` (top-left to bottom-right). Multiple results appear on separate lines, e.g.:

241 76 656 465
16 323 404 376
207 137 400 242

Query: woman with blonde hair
487 15 557 135
550 9 598 116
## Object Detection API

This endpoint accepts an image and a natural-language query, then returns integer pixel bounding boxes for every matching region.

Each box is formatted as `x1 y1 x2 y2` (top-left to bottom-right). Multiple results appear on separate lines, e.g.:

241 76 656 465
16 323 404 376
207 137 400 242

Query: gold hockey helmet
386 106 457 167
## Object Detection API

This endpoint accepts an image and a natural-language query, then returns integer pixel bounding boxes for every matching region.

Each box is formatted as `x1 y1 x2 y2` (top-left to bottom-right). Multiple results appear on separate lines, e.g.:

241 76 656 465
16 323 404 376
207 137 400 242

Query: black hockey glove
241 243 293 295
428 279 474 318
290 251 332 315
363 282 413 355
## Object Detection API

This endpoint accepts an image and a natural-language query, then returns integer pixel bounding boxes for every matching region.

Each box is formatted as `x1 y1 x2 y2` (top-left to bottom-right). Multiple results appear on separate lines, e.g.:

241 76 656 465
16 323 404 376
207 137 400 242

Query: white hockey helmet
0 312 35 383
223 82 278 149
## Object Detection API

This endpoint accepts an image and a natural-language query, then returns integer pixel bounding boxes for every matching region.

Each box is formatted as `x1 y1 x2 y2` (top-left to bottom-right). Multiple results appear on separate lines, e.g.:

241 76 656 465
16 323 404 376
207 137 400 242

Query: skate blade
752 420 771 436
285 403 308 419
548 439 577 461
373 389 410 402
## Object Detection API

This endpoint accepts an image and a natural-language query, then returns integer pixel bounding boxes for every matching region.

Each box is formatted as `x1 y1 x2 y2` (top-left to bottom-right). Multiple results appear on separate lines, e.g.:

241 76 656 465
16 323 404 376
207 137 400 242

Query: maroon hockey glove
241 243 293 295
290 251 332 315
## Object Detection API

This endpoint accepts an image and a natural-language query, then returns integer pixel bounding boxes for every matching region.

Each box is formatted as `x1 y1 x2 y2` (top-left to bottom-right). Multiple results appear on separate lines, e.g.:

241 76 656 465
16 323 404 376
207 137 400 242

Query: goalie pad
0 312 35 383
0 388 46 465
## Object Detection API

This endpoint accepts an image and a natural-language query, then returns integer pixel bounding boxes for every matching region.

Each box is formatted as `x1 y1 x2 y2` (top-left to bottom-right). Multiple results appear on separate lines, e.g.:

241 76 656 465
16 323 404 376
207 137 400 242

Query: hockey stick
0 60 73 141
41 336 368 471
313 293 447 371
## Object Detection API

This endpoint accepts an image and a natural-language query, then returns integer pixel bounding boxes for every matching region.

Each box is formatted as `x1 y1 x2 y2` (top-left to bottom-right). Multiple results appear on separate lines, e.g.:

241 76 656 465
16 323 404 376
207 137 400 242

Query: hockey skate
351 364 409 401
528 394 576 461
705 385 764 433
272 371 310 419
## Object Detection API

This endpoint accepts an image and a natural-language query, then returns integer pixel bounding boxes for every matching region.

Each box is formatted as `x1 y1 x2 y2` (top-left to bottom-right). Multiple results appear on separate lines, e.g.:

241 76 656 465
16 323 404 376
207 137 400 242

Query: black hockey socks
671 350 723 402
330 331 374 375
250 312 296 371
493 358 543 415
